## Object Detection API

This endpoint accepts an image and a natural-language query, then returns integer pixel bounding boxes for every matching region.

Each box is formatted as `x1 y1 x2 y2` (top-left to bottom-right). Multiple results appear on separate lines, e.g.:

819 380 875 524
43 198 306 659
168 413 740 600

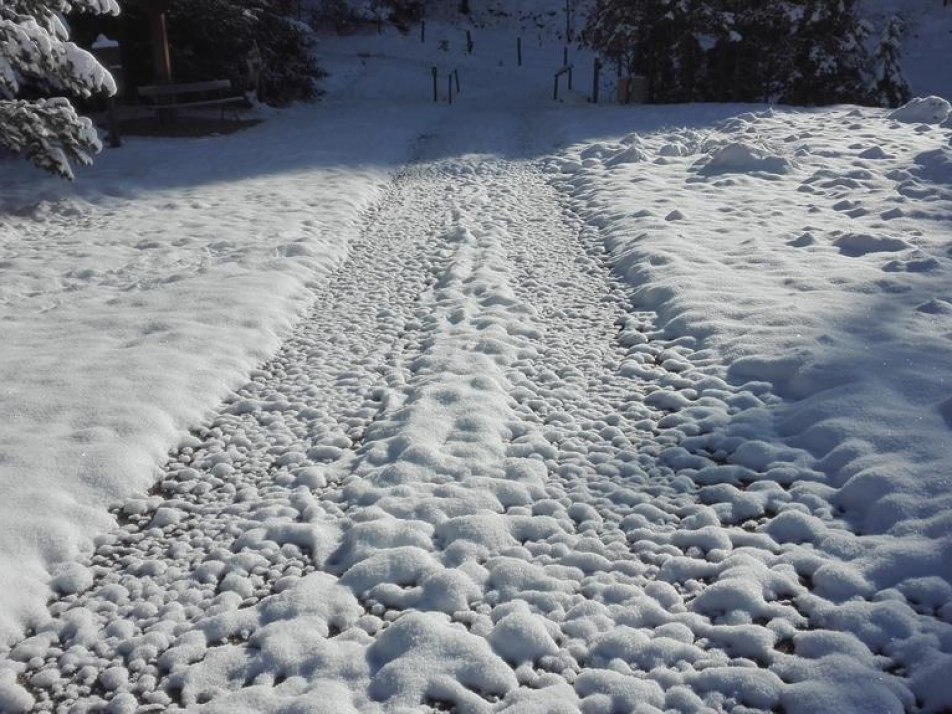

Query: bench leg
157 107 177 125
220 103 240 122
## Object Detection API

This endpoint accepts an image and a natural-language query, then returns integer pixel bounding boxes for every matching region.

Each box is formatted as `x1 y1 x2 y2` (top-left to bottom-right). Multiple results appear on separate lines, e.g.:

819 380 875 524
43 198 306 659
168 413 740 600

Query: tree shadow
0 97 767 213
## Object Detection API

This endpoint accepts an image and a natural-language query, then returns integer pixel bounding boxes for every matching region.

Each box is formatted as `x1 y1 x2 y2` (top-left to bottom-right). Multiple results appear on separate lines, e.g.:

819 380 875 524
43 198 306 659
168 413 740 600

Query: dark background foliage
72 0 321 106
583 0 910 107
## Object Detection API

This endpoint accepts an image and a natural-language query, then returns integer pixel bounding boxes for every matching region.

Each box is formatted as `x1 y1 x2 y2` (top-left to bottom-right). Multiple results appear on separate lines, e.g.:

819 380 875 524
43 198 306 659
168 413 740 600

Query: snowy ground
0 86 421 644
551 97 952 594
1 19 952 714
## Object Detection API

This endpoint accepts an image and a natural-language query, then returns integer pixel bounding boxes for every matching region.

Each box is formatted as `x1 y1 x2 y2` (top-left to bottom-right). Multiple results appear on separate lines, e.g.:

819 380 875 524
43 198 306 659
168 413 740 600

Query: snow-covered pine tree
583 0 716 102
582 0 645 78
0 0 118 178
337 0 421 26
780 0 872 105
719 1 796 102
642 0 710 103
165 0 322 105
582 0 878 106
874 15 911 107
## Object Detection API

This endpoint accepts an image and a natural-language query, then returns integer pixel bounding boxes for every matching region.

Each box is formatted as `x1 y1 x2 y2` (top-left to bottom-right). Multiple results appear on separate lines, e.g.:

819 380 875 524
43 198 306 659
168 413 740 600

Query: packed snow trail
3 136 950 713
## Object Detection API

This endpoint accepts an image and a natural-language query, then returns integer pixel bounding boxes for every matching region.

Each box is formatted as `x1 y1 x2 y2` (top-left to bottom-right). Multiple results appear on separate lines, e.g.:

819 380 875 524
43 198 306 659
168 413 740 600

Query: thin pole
421 19 425 43
432 66 438 102
454 69 460 94
448 73 452 104
149 10 172 83
563 46 568 67
592 57 601 103
517 37 522 66
149 9 173 122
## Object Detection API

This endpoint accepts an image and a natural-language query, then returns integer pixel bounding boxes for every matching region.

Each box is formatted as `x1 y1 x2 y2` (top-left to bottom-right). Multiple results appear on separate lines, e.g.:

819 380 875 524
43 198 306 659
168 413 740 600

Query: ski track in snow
2 134 951 713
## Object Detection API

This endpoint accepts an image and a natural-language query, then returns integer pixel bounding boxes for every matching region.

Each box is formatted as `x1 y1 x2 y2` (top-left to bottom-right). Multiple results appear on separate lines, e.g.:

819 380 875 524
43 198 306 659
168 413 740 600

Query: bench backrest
138 79 232 97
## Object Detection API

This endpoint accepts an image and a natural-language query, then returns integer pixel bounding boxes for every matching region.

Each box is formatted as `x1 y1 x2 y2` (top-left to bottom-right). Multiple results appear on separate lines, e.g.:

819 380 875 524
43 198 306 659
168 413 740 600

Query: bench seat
138 80 245 119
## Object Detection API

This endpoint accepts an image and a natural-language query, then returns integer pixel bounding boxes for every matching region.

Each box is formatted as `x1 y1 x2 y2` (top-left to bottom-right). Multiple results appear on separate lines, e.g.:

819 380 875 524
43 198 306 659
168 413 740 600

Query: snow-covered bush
0 0 118 178
309 0 355 29
310 0 422 31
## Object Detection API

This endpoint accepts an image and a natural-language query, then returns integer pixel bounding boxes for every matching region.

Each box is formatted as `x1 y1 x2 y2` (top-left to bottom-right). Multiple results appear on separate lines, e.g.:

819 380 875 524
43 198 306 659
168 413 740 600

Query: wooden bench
137 79 246 121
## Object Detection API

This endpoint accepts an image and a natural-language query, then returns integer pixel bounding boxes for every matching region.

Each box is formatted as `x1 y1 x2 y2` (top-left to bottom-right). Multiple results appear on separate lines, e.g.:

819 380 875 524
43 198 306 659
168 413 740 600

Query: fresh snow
0 12 951 714
889 94 951 123
0 98 420 644
551 101 952 615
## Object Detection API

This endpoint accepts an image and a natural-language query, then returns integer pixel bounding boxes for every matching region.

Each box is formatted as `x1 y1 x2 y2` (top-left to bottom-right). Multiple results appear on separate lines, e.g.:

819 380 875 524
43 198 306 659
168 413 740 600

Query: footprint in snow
832 232 908 257
917 298 952 315
787 233 816 248
882 254 940 273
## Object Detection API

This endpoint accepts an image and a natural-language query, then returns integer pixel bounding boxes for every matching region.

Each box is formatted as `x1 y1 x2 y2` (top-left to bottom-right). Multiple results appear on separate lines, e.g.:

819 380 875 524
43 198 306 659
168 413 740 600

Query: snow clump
696 142 794 176
889 95 952 124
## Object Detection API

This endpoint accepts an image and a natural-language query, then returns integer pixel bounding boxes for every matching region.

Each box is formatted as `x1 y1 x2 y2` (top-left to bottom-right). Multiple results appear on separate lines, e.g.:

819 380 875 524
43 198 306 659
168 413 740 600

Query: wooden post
106 96 121 147
432 66 438 102
592 57 601 104
466 30 473 54
148 10 172 84
517 37 522 66
554 66 572 101
147 4 173 123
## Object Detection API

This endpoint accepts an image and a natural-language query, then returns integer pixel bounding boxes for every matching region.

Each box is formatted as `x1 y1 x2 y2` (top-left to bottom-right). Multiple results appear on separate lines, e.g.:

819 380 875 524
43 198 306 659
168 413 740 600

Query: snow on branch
0 97 101 179
0 0 118 178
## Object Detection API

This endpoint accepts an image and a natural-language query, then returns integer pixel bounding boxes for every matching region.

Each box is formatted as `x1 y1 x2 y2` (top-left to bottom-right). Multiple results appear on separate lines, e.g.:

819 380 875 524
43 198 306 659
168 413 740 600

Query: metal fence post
517 37 522 66
554 65 572 101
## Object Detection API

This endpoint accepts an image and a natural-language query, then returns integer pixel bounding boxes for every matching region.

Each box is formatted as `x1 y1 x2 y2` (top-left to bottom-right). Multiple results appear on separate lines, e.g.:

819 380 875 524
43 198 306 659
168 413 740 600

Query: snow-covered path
3 124 951 713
